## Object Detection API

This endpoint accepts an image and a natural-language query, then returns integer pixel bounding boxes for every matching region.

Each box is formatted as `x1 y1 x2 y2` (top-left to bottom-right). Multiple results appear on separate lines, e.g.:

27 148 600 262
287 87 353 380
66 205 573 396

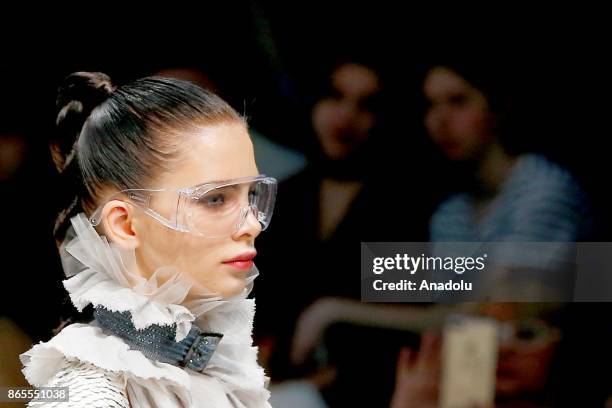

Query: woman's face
478 304 559 396
132 122 261 298
312 63 381 160
423 66 497 161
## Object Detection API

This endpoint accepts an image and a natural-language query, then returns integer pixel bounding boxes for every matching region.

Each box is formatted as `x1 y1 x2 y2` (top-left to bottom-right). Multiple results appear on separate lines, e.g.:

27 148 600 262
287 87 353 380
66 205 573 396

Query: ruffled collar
60 213 259 341
47 213 270 406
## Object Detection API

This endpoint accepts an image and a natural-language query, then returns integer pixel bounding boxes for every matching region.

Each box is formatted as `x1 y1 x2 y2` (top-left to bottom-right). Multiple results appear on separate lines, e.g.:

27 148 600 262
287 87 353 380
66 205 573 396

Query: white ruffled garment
21 213 272 407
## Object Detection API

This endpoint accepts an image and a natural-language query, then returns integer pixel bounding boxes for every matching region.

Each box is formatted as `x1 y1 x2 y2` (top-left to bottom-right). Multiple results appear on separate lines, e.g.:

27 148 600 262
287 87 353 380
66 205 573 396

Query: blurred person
384 58 605 407
423 61 593 244
269 57 598 407
20 72 275 407
389 302 612 407
422 60 595 303
254 61 439 407
390 303 563 408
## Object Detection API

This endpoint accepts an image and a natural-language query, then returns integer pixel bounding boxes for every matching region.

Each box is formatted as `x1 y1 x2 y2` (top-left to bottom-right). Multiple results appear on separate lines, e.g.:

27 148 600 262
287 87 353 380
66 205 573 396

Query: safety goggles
498 318 560 349
89 175 277 238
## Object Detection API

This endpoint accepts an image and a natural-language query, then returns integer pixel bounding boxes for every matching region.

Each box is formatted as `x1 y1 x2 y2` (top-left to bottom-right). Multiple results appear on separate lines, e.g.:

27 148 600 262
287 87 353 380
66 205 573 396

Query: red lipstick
222 252 256 270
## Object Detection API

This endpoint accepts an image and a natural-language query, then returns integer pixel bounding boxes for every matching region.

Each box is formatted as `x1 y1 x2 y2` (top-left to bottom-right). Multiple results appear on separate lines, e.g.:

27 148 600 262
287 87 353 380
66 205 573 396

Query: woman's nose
233 206 262 239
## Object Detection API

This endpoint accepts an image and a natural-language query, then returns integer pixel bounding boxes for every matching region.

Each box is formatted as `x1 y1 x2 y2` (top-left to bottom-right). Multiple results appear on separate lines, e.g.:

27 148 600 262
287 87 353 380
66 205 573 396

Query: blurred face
495 326 558 397
312 63 381 160
423 66 497 161
132 123 261 298
478 304 559 397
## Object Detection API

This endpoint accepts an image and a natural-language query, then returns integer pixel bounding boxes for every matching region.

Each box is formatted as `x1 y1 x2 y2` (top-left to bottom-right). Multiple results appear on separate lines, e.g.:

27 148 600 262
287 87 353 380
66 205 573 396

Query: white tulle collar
30 213 272 407
59 213 258 341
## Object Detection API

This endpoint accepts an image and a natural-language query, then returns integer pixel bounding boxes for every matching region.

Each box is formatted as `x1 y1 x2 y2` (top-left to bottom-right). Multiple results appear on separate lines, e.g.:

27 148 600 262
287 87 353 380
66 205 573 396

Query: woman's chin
217 276 247 298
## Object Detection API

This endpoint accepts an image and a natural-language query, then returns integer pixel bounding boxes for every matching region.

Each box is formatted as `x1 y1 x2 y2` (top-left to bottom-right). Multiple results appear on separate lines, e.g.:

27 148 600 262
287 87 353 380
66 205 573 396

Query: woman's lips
223 252 256 270
224 260 254 270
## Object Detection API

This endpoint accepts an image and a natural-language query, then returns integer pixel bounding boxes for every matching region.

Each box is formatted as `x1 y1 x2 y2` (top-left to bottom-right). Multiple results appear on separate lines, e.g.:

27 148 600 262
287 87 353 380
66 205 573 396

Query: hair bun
53 72 115 172
56 72 114 123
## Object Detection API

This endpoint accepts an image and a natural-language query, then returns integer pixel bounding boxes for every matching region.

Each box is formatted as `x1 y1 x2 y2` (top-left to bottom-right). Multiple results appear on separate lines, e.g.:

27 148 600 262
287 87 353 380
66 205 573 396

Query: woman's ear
99 200 140 250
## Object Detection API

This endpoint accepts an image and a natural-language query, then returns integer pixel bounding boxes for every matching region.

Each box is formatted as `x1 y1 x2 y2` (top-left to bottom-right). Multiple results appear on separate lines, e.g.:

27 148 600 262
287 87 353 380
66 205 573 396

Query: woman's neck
474 143 519 197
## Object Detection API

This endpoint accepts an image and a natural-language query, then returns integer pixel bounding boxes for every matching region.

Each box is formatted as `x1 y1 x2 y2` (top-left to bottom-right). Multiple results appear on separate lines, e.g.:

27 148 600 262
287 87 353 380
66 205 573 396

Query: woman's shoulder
22 322 190 384
507 153 585 197
22 322 194 405
430 192 472 223
495 153 594 240
502 154 591 217
27 358 129 407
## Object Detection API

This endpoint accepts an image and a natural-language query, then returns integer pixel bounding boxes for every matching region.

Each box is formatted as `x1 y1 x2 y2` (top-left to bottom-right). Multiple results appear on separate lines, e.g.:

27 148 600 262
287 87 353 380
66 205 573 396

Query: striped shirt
430 154 593 270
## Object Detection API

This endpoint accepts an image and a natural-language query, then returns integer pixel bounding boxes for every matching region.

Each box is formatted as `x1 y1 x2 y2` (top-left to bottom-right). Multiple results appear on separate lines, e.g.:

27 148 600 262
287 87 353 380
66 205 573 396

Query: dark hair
51 72 244 245
422 59 530 155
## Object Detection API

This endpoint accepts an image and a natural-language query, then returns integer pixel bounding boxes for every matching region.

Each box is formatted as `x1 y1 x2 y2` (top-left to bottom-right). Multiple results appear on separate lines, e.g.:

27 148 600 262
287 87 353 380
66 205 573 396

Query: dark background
1 4 610 406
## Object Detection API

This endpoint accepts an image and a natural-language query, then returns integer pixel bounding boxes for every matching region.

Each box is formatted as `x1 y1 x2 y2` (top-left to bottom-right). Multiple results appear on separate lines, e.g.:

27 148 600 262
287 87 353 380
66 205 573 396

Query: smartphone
439 314 498 408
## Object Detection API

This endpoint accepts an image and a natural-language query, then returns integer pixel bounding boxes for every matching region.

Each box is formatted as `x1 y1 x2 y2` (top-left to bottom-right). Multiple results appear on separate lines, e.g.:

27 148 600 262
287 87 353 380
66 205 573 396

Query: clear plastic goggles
90 175 277 238
497 318 560 349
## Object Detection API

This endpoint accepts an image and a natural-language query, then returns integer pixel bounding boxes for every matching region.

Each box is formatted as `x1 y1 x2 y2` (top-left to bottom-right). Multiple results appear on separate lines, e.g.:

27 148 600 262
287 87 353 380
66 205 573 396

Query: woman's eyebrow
204 184 245 194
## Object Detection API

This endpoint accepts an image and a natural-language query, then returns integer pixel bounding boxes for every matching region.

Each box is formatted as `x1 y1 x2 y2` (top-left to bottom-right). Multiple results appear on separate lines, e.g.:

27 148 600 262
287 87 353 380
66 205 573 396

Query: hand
390 333 441 408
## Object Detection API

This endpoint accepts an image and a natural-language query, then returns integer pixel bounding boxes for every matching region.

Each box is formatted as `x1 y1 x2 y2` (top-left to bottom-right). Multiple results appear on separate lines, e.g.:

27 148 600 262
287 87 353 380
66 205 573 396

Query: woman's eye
202 193 226 208
516 328 536 340
248 189 259 202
